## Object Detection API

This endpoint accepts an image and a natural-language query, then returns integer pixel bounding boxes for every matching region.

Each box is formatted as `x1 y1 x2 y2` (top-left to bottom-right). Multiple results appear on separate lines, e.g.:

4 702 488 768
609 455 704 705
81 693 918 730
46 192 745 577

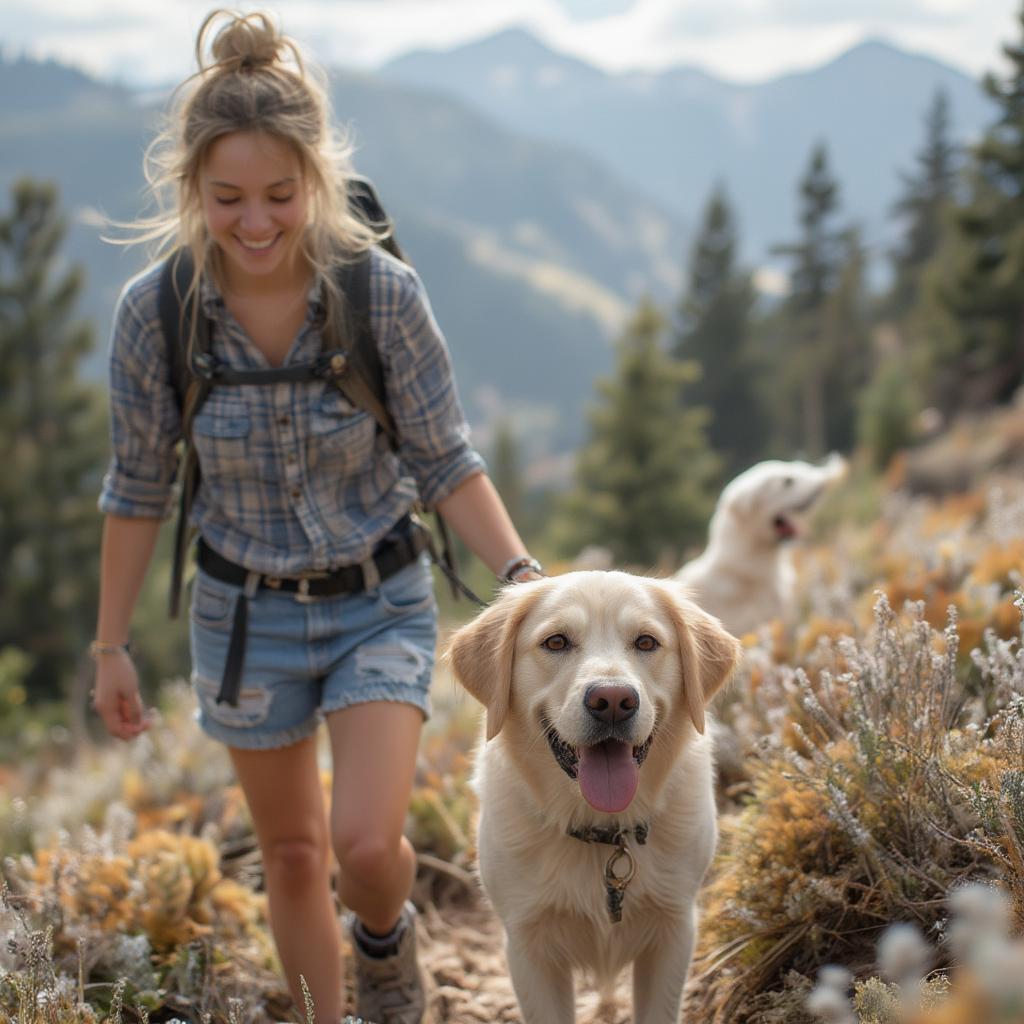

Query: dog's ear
445 582 546 740
721 475 762 522
657 583 741 735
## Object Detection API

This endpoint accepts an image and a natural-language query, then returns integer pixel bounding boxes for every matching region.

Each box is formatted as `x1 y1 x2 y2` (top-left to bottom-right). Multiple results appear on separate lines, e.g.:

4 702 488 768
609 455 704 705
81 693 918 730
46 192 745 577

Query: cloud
770 0 955 28
555 0 637 21
2 4 151 36
548 0 1018 80
1 0 1019 87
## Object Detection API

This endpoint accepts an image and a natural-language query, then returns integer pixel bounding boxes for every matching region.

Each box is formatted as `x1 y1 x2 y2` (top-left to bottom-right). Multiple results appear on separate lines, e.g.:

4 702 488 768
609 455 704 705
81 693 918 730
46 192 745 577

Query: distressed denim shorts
189 553 437 750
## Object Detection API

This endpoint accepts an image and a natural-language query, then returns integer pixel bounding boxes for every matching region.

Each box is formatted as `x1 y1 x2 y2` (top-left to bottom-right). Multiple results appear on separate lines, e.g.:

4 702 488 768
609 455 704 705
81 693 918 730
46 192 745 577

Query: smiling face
447 571 741 816
199 130 310 289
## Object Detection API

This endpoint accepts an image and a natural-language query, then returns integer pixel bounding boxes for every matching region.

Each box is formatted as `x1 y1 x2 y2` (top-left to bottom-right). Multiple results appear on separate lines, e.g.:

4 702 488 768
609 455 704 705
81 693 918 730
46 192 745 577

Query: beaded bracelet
88 640 132 658
499 555 544 583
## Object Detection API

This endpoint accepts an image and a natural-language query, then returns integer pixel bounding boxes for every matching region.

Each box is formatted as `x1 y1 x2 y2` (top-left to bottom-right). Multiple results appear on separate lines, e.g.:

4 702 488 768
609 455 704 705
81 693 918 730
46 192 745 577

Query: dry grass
2 467 1024 1021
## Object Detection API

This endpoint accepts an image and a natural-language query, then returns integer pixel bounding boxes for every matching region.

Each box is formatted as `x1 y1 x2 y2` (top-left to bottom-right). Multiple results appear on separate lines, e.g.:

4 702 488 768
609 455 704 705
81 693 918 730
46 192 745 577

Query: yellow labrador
674 454 847 636
447 571 740 1024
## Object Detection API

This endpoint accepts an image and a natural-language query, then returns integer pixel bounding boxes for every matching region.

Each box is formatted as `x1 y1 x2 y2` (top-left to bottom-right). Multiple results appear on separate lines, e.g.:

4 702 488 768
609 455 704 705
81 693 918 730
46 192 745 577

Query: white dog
447 571 740 1024
674 454 847 636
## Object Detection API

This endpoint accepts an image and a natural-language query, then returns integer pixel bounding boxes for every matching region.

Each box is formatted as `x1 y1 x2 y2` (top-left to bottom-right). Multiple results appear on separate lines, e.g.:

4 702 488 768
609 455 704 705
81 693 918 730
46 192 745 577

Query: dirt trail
413 898 637 1024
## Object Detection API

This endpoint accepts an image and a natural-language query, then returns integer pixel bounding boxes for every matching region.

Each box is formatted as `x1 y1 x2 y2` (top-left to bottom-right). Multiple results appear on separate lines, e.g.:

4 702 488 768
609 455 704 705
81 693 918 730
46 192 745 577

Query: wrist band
499 556 544 583
89 640 131 658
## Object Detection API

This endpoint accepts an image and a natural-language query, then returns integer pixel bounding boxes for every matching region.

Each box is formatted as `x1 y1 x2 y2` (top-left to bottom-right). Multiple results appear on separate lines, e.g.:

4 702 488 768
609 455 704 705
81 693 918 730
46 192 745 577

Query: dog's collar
566 822 650 924
566 822 649 847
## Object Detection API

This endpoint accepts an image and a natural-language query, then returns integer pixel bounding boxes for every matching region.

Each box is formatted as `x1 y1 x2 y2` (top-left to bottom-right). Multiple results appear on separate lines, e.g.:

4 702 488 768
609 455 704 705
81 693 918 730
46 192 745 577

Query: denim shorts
188 553 437 750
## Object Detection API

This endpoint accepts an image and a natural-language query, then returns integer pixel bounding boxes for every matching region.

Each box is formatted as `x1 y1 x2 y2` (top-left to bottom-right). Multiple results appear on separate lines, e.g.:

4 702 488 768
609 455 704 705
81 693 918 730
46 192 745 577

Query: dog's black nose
583 683 639 725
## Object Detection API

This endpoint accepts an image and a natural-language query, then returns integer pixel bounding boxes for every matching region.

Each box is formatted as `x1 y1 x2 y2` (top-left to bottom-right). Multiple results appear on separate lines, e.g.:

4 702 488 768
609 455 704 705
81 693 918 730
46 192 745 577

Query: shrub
692 593 1024 1022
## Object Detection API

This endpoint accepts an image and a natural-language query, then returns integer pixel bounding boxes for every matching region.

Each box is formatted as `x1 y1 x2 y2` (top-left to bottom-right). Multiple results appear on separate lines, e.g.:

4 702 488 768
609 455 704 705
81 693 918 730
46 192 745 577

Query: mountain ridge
383 28 996 263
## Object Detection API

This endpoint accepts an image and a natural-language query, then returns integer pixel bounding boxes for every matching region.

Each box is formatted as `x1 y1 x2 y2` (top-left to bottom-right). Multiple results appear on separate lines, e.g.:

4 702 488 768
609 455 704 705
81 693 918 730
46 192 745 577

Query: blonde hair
118 7 386 372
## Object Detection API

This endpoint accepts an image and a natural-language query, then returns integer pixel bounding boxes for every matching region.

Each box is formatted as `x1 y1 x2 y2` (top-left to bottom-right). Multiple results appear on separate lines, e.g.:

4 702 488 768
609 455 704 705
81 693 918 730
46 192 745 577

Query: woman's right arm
92 514 162 739
95 271 183 739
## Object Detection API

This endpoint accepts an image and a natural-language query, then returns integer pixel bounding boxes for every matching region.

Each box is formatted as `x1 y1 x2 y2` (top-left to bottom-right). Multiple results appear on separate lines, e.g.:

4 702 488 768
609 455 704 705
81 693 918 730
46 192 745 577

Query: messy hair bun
198 8 301 76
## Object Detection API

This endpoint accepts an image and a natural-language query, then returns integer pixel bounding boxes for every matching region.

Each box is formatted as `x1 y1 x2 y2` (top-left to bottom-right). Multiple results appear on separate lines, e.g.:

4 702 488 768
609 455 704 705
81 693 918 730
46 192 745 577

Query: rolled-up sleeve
98 274 182 519
381 263 485 508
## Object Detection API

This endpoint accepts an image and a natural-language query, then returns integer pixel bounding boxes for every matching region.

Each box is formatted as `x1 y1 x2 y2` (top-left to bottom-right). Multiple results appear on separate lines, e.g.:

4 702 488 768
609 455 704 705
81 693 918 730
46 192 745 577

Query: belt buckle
294 570 331 604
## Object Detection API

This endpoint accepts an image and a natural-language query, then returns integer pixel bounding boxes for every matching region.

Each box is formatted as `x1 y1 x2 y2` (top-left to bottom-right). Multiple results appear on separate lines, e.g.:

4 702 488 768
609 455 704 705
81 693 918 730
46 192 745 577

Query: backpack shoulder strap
333 176 406 443
348 177 406 263
158 248 196 411
327 248 472 601
331 252 400 451
157 247 211 618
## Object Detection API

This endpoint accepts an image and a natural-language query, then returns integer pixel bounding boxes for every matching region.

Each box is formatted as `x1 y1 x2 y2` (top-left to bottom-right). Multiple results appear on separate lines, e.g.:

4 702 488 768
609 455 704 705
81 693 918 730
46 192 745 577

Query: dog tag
607 886 625 923
603 844 637 924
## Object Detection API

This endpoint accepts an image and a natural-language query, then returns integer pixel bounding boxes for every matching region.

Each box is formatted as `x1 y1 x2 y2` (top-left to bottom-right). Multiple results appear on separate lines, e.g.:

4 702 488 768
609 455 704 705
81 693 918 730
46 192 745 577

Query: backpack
157 178 471 617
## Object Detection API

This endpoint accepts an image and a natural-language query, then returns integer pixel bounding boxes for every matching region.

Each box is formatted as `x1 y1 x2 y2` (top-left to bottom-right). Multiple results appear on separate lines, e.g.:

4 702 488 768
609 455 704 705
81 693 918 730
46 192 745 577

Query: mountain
0 54 132 115
330 69 686 322
383 30 997 264
0 56 687 453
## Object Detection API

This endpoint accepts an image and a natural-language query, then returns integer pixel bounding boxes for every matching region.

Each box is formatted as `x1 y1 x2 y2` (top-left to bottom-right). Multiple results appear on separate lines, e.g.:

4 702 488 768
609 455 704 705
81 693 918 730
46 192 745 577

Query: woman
92 10 541 1023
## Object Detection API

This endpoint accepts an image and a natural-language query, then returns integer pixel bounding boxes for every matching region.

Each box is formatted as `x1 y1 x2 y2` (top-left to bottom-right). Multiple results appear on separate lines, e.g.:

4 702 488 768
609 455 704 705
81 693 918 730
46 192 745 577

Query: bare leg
325 702 423 933
229 736 341 1021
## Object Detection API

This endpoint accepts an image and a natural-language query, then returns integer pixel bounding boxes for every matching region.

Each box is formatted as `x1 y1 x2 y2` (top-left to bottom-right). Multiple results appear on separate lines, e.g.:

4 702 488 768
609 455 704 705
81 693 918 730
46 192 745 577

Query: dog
674 454 847 637
447 571 741 1024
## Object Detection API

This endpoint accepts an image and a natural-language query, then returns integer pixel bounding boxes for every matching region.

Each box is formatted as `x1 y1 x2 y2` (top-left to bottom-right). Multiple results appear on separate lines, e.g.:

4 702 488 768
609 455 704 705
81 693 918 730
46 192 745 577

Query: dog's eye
541 633 571 652
634 634 659 652
783 476 794 487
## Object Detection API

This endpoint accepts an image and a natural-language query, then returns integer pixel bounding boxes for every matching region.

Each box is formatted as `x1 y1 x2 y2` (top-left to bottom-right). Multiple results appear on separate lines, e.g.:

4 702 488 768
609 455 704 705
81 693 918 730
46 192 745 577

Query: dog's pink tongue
774 515 797 539
578 740 639 813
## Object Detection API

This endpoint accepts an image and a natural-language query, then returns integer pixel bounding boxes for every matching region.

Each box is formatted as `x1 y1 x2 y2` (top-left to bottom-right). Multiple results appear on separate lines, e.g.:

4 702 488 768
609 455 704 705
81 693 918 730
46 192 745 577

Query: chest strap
189 350 351 386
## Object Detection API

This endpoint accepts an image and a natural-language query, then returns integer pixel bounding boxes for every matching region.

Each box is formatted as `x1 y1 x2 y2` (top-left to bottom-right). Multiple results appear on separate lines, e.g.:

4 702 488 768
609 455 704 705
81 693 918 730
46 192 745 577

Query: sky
1 0 1020 89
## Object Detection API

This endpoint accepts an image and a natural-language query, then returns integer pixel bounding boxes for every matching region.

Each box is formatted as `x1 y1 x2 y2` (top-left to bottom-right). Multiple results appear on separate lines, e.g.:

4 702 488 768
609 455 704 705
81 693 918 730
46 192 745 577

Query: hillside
1 402 1022 1022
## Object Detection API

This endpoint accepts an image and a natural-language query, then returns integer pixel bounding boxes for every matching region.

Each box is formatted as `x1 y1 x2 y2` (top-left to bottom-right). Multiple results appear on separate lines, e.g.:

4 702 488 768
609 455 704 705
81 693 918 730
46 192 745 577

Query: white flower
878 922 931 983
806 983 855 1024
947 883 1010 962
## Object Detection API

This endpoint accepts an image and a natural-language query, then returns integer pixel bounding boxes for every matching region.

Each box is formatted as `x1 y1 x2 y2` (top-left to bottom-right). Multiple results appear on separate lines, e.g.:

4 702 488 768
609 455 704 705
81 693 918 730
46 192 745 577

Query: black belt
197 515 428 707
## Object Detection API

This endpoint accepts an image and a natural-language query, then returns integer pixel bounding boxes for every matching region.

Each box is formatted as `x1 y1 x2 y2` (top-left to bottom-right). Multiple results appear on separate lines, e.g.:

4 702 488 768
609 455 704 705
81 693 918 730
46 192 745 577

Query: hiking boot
346 901 427 1024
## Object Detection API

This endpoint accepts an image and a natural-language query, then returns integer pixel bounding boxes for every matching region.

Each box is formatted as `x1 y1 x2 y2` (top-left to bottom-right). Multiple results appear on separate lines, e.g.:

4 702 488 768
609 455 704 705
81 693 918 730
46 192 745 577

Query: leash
566 822 650 923
409 512 488 607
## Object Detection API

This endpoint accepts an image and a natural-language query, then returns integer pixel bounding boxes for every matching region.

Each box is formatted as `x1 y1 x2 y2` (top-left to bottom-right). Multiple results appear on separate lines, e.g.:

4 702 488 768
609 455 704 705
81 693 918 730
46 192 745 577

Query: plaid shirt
99 247 485 575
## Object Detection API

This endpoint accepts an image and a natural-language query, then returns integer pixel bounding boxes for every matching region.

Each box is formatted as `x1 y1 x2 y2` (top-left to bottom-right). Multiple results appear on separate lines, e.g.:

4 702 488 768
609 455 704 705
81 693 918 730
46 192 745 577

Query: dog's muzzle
544 725 654 781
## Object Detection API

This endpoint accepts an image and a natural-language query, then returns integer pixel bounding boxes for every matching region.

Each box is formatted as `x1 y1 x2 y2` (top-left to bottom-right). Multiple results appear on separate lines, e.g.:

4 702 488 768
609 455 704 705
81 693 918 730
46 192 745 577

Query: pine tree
556 299 720 568
874 88 959 433
776 144 847 314
674 184 763 475
0 179 105 698
771 143 859 456
934 7 1024 409
888 88 959 318
819 228 871 453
